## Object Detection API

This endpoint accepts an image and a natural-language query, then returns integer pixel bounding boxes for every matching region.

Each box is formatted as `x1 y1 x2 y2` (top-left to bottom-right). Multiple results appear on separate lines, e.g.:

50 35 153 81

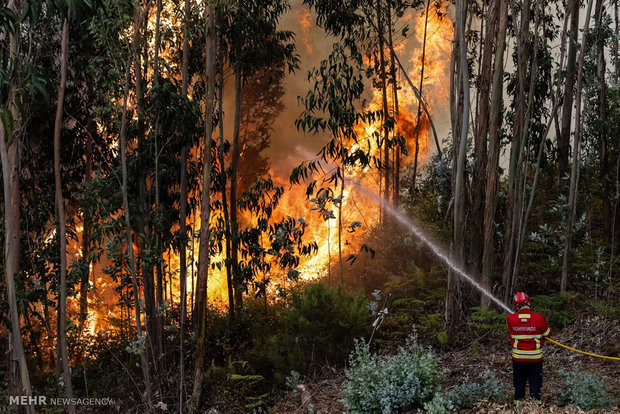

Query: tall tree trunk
471 0 496 288
136 22 159 360
559 0 580 182
230 67 243 315
0 119 34 414
178 0 191 411
502 0 530 302
153 0 165 363
594 0 610 243
481 0 506 308
561 0 595 292
191 3 216 411
447 0 470 340
376 0 391 209
1 0 34 408
53 17 76 413
79 130 93 329
613 0 620 258
120 1 153 405
411 0 431 200
217 54 235 316
338 166 345 285
509 1 543 296
387 0 400 206
133 11 159 360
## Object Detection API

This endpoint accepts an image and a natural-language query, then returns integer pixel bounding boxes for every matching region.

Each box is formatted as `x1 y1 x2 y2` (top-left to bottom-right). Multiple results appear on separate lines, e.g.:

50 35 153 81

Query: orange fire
70 3 453 334
296 9 314 55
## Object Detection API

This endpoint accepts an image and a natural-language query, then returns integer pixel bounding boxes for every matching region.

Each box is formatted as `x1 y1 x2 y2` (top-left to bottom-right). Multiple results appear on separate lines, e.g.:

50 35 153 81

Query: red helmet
513 292 530 307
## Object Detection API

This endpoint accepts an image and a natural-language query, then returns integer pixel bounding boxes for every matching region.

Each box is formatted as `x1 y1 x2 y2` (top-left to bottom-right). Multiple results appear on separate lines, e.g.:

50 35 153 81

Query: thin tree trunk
1 0 34 408
120 1 153 405
447 0 470 339
135 18 159 360
80 130 92 329
53 17 76 413
387 0 400 206
190 3 216 411
471 0 496 289
153 0 165 363
481 0 506 308
411 0 431 200
376 0 390 208
561 0 595 292
230 67 243 315
217 54 235 317
510 2 542 295
502 0 531 302
594 0 610 242
0 125 34 414
338 167 345 285
559 0 579 182
389 50 442 158
179 0 191 411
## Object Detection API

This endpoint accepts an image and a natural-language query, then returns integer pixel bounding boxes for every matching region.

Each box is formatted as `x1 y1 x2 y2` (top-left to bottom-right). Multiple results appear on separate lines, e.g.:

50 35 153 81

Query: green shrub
422 393 454 414
556 366 614 410
443 368 508 410
469 307 508 338
530 293 580 328
343 332 443 413
253 283 370 382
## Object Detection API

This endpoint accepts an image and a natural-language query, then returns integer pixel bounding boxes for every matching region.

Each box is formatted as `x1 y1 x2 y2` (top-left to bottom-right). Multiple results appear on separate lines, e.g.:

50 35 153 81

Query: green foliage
590 299 620 320
530 293 580 328
469 307 508 339
555 366 615 410
254 283 370 382
443 368 508 410
422 393 454 414
343 332 443 413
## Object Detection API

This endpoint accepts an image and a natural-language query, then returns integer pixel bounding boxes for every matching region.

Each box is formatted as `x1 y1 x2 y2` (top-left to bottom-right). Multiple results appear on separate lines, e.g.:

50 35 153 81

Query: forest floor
272 313 620 413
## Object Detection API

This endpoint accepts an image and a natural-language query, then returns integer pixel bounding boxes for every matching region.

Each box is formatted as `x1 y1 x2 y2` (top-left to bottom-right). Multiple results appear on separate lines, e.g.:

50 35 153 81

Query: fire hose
546 337 620 361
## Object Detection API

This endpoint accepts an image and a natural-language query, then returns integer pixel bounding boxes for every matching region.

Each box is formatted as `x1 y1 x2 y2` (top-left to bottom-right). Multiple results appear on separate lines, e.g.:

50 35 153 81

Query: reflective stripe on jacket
506 309 550 362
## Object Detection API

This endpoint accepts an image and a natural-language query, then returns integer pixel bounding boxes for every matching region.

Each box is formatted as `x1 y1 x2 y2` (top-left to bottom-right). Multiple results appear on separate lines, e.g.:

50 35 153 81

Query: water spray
295 148 617 360
349 181 620 360
348 179 512 313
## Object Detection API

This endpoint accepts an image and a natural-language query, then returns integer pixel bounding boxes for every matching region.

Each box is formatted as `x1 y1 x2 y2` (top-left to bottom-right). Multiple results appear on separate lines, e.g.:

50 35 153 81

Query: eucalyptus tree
179 0 192 409
94 0 156 404
446 0 470 338
0 1 44 408
217 0 298 314
190 2 216 411
52 3 75 409
558 0 580 181
293 43 381 286
478 0 507 308
561 0 595 292
298 0 409 285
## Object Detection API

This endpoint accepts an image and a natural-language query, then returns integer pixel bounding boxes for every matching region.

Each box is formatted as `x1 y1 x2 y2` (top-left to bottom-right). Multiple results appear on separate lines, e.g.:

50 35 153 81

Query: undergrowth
555 366 615 410
343 331 443 413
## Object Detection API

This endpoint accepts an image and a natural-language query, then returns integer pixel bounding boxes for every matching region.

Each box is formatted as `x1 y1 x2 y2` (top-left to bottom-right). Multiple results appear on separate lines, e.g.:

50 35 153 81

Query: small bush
253 283 370 382
343 332 443 413
556 366 614 410
443 368 508 410
422 393 454 414
469 307 508 338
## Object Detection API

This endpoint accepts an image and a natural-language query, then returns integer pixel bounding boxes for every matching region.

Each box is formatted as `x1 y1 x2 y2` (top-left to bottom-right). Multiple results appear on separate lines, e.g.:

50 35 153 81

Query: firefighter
506 292 551 401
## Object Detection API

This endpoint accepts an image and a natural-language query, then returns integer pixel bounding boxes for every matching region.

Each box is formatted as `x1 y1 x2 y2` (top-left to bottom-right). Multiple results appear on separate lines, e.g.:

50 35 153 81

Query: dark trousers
513 360 543 400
